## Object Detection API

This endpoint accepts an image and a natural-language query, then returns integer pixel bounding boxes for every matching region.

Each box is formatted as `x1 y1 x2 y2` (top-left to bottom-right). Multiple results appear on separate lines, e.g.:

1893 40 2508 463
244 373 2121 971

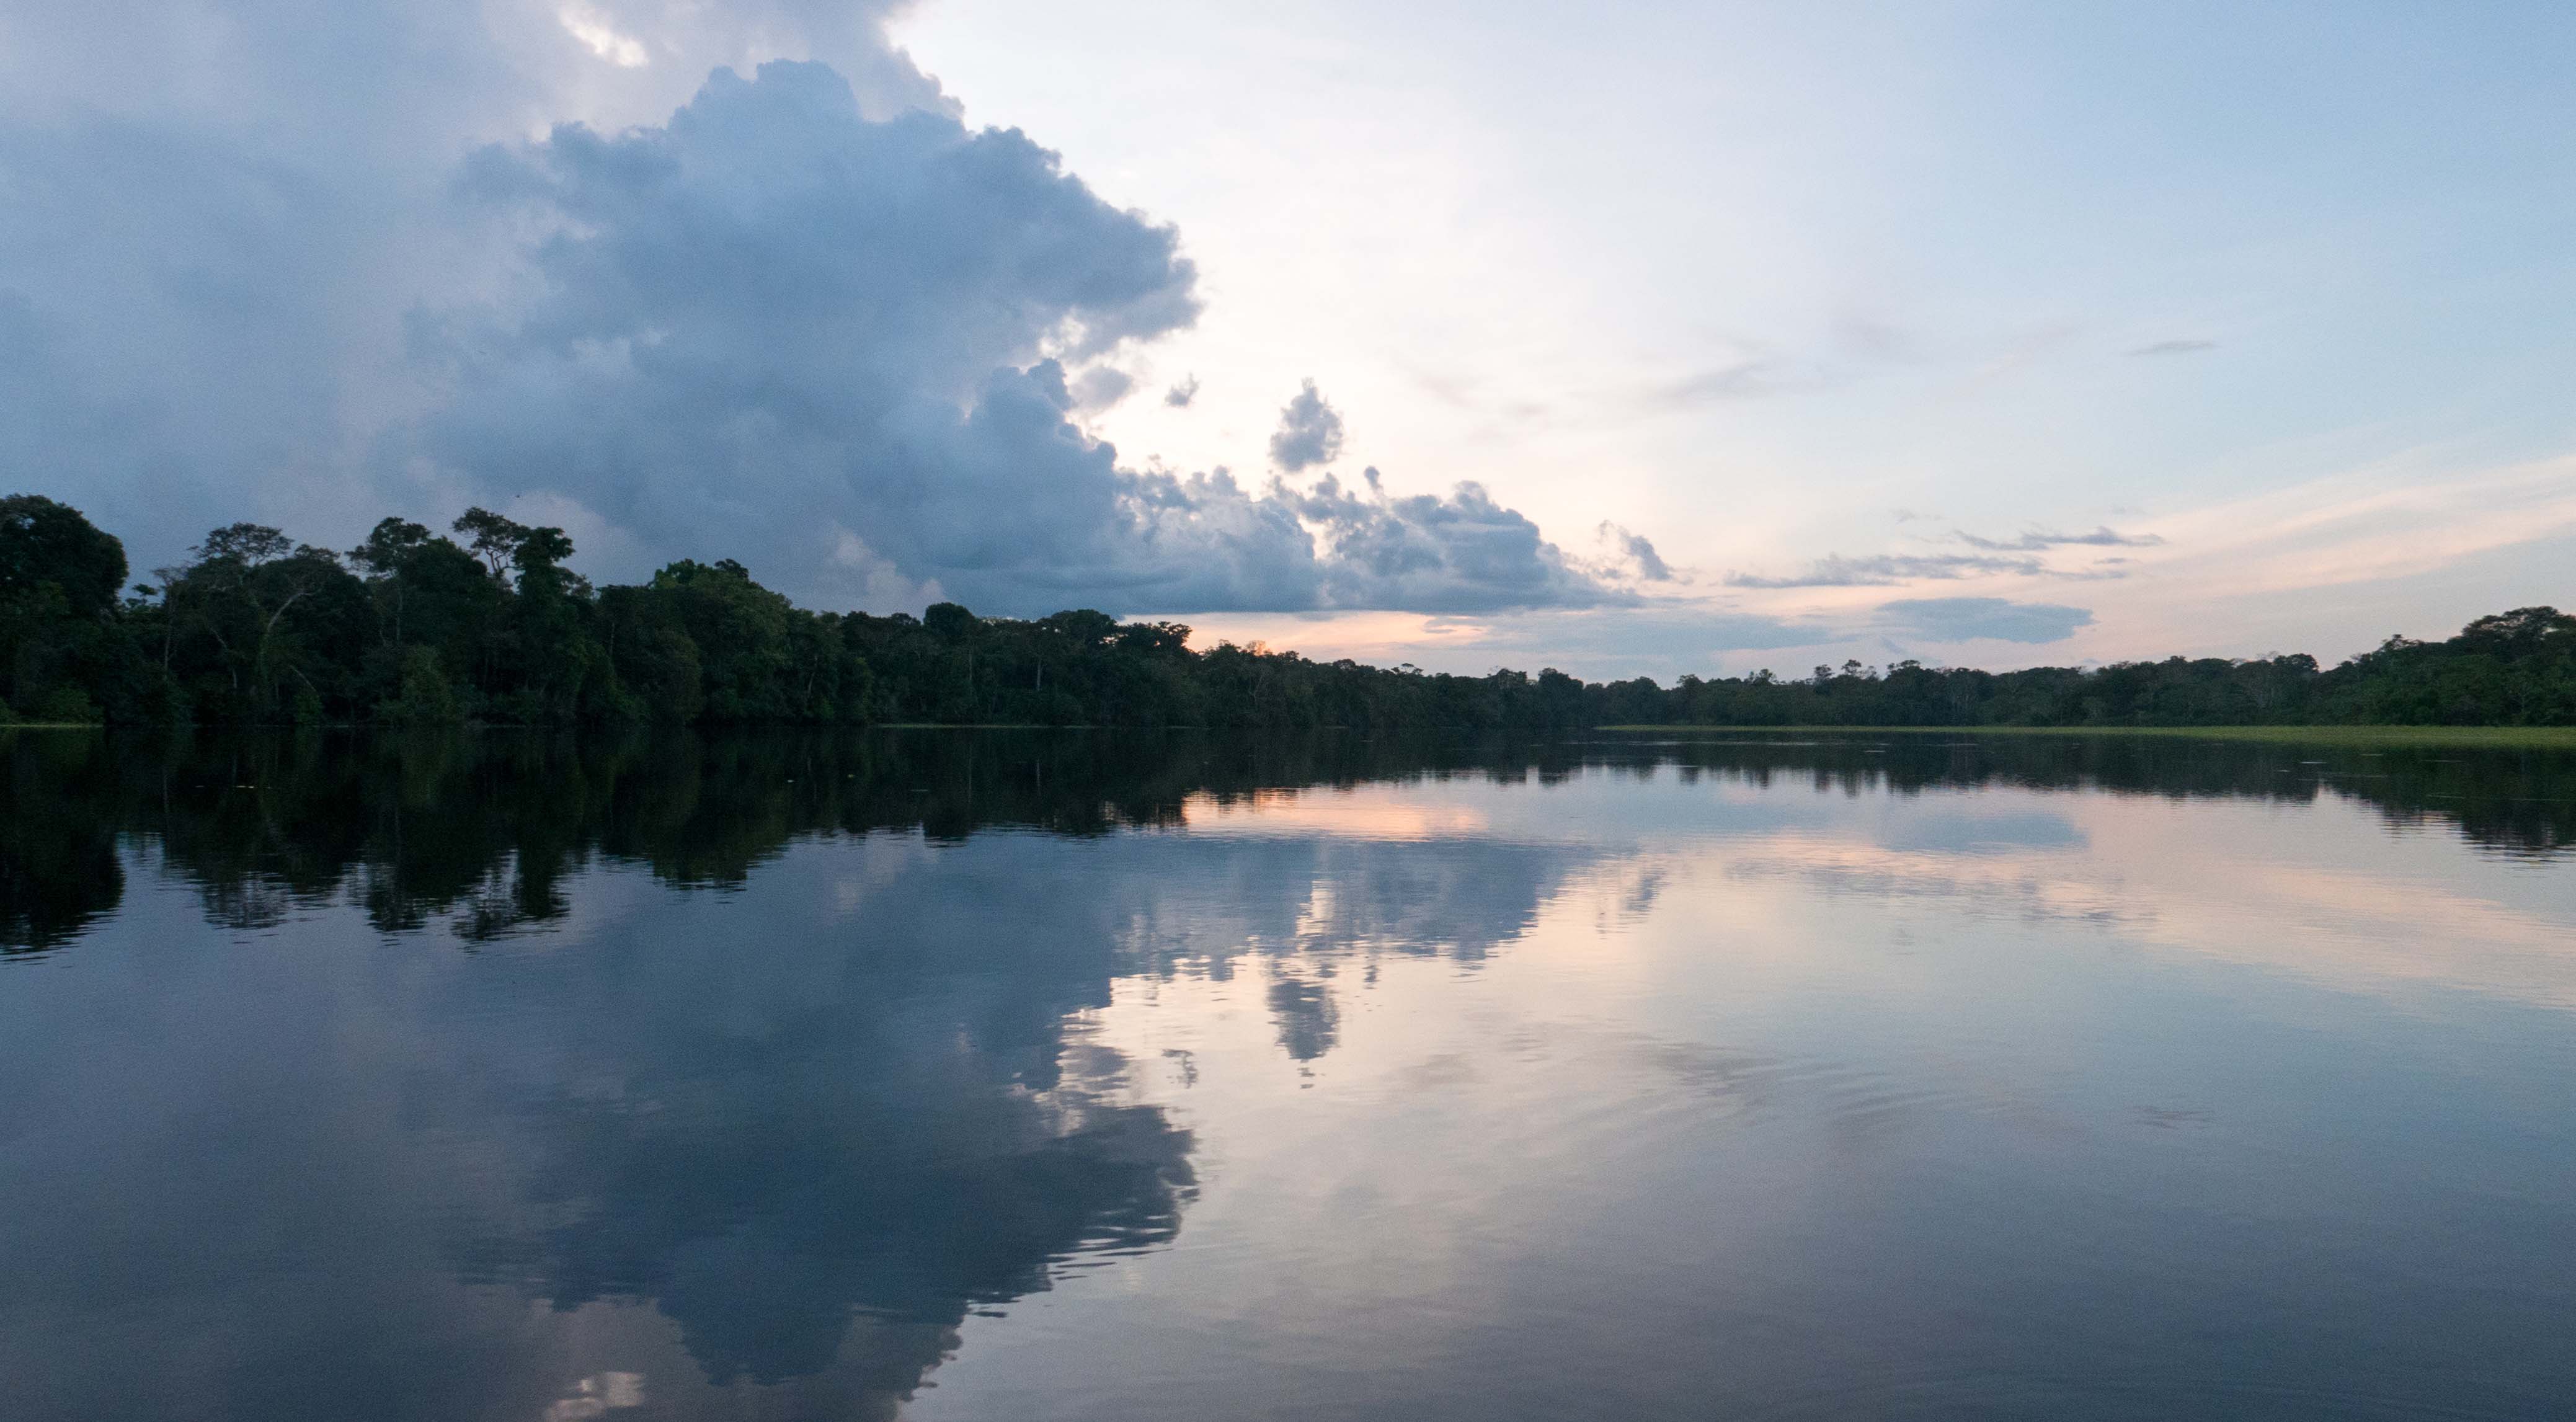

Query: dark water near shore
4 727 2574 1421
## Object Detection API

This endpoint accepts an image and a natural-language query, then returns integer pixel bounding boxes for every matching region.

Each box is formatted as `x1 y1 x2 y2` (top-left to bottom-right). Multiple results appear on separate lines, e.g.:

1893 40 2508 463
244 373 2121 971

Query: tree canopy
1 494 2569 728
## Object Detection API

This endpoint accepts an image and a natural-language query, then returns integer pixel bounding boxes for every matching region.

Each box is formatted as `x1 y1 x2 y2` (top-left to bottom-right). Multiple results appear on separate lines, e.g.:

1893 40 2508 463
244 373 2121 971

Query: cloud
0 0 964 556
1069 365 1135 411
1726 552 2045 588
558 4 650 67
2129 339 2217 357
1955 524 2164 551
1726 524 2164 589
1649 358 1780 407
1276 468 1631 612
420 62 1204 610
1268 378 1346 473
422 64 1620 616
1163 373 1199 407
1878 597 2094 644
0 10 1637 621
1596 522 1674 581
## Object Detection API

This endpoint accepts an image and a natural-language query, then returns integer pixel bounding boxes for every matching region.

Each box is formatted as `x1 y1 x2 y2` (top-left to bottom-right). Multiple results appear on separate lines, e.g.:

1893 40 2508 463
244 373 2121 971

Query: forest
3 493 2571 728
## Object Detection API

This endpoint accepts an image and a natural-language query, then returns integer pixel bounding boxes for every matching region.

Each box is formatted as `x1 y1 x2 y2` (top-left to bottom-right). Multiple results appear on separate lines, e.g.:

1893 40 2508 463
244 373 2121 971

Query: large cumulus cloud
425 63 1618 614
0 4 1625 619
421 59 1211 610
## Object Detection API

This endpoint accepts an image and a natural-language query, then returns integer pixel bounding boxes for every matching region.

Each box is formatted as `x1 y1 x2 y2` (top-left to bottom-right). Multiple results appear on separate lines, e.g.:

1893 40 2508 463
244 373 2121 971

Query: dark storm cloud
2 12 1632 620
422 64 1623 615
0 105 398 556
0 0 949 570
421 61 1202 609
1878 597 2094 644
1268 378 1346 473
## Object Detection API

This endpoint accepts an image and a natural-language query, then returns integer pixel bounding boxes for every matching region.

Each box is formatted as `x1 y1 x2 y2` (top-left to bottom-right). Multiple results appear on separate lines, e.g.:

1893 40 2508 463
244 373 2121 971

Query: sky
4 1 2573 679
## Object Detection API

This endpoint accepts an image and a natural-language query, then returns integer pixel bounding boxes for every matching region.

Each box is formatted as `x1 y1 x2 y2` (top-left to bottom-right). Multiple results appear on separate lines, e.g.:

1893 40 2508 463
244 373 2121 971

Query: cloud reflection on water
3 728 2575 1420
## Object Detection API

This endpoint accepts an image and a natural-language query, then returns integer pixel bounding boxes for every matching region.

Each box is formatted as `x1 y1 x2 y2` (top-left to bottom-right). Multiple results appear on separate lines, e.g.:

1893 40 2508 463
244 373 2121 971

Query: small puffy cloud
1879 597 2093 644
1163 374 1199 407
1268 379 1345 473
1596 522 1674 582
1956 524 2163 552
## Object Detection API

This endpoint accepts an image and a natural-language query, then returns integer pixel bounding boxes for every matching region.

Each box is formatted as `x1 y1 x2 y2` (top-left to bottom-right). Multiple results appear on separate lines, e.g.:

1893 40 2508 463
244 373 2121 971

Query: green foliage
150 523 371 722
33 687 102 724
375 646 464 724
3 492 2571 727
1 494 127 618
0 495 138 719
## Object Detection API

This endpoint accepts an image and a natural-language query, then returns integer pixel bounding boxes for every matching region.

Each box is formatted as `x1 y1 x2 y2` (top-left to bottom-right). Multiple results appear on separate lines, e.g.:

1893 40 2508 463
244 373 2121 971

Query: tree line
2 492 2570 727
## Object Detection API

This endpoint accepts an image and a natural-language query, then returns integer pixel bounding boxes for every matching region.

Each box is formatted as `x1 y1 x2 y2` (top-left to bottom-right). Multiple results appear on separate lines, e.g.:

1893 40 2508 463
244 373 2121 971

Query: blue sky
4 1 2572 678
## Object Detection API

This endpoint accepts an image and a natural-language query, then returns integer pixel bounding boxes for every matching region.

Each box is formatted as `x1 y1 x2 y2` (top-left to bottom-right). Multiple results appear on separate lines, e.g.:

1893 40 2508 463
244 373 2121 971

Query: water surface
4 729 2572 1420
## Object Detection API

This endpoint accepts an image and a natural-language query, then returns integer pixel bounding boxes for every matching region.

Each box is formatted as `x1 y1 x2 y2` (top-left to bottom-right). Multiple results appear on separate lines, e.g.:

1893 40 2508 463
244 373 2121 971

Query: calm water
4 729 2574 1421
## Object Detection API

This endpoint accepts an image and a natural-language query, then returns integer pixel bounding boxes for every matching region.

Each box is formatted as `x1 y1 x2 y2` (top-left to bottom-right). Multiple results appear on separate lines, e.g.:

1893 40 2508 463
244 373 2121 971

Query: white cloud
559 5 650 67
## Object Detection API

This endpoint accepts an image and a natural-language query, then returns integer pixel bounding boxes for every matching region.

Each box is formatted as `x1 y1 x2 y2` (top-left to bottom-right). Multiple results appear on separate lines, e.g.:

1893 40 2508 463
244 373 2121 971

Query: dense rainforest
3 493 2571 729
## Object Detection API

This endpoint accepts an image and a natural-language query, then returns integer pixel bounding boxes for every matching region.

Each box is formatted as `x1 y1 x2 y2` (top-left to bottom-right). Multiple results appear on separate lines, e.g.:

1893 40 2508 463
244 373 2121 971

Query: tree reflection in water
3 726 2573 1420
7 727 2571 961
0 728 1614 1418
